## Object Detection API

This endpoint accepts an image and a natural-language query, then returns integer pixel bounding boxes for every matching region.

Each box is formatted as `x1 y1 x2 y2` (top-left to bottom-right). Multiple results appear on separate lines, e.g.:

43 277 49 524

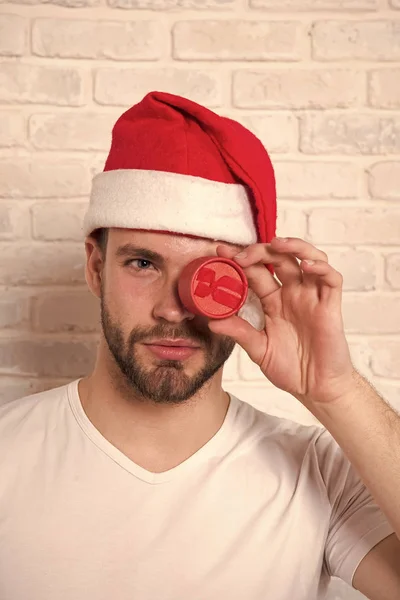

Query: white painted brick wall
312 20 400 60
369 68 400 107
172 20 306 60
0 2 399 597
233 69 365 108
32 18 164 59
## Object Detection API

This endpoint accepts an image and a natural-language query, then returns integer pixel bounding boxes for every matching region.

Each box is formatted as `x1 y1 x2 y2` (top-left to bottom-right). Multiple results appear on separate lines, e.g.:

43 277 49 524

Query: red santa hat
84 92 277 329
83 91 277 251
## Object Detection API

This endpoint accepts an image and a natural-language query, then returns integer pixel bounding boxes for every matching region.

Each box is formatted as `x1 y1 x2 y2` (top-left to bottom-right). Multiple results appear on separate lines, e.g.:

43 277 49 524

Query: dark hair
91 228 109 257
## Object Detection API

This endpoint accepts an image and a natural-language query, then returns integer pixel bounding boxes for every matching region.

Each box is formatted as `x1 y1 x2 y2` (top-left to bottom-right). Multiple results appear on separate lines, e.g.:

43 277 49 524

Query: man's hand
208 237 357 409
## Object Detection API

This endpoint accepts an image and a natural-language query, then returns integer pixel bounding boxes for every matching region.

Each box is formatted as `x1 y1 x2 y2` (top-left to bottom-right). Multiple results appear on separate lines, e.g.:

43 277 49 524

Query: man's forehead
109 228 240 256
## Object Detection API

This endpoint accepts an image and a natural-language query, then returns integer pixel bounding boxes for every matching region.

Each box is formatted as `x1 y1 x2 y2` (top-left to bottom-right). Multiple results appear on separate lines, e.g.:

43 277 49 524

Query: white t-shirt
0 379 394 600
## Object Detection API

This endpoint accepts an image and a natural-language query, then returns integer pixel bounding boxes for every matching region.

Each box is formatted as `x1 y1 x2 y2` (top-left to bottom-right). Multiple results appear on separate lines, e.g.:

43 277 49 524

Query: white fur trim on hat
238 289 265 331
83 169 258 246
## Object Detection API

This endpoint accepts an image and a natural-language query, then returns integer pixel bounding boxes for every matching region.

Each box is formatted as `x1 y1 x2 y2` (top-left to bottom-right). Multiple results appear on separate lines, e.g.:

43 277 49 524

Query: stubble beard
100 293 235 404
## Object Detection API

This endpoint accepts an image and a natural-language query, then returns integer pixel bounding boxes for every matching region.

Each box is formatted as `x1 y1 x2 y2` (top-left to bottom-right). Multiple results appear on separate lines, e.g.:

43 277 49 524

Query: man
0 91 399 600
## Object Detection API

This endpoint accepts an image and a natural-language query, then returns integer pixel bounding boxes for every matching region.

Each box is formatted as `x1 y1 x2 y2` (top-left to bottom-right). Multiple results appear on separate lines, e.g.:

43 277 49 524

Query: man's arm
352 533 400 600
310 371 400 598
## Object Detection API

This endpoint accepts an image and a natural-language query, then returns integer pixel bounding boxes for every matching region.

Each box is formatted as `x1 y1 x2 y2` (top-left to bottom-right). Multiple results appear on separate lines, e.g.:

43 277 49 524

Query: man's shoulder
0 382 72 436
235 394 321 433
233 394 326 454
237 398 350 486
230 397 335 497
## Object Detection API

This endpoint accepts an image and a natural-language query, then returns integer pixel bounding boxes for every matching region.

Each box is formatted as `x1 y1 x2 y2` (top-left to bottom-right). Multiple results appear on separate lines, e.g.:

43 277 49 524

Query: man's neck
78 368 231 474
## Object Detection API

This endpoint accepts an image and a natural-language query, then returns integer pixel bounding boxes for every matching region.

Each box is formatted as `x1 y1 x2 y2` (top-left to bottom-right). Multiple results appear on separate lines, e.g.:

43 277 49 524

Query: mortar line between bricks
163 10 396 21
347 333 400 340
225 376 400 388
7 151 400 160
2 5 399 20
0 108 400 119
0 285 90 292
173 11 399 19
4 56 400 69
0 330 100 339
6 106 400 114
20 106 400 116
0 375 73 381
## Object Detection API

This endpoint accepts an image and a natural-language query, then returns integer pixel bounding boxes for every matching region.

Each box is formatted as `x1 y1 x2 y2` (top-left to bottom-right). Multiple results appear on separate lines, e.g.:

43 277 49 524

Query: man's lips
143 338 201 348
142 339 201 360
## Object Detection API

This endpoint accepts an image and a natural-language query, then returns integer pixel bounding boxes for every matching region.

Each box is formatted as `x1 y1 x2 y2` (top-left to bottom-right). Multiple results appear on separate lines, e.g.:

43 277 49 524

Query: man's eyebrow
115 244 165 265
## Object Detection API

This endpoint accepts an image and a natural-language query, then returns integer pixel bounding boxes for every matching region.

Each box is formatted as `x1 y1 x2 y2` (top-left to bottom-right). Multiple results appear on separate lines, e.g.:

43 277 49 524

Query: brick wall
1 0 400 419
1 2 399 597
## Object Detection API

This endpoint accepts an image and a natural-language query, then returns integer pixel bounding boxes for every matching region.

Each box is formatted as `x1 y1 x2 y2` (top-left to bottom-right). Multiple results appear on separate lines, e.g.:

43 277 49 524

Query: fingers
216 237 343 305
274 238 342 299
300 259 343 301
234 243 303 288
277 239 343 303
216 244 281 301
270 237 329 262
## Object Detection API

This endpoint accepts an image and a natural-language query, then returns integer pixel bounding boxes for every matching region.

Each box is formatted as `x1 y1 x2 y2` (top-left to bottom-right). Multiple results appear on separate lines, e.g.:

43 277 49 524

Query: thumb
208 315 266 366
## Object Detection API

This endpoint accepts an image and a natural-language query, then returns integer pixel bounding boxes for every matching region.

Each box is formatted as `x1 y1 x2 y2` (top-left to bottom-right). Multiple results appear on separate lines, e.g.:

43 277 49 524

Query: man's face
98 229 237 404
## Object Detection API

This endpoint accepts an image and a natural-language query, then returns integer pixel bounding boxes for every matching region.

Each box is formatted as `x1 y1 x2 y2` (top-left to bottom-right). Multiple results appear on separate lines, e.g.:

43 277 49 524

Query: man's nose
152 279 195 323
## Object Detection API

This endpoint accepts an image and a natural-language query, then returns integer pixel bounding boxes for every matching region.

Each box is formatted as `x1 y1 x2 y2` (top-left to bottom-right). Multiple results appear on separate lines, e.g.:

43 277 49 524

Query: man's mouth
145 338 200 347
142 338 201 361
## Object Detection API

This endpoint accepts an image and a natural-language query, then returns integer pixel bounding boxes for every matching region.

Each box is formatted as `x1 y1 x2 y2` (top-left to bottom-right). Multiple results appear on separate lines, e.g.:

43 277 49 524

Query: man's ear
85 237 104 299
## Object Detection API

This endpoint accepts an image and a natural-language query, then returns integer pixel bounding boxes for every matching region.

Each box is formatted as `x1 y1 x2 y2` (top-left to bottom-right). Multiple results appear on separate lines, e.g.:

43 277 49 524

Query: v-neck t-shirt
0 380 394 600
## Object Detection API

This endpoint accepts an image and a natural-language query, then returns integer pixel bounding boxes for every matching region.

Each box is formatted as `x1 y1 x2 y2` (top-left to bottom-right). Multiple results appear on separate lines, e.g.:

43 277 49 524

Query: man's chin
120 355 214 403
146 361 203 390
134 369 204 403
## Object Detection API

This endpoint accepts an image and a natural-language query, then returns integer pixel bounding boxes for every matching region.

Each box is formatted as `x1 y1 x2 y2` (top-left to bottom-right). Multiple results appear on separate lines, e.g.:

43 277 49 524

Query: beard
100 294 235 405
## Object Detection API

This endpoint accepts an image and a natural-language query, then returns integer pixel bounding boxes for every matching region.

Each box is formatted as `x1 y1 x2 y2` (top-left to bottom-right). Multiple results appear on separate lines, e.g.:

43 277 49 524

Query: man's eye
126 259 154 271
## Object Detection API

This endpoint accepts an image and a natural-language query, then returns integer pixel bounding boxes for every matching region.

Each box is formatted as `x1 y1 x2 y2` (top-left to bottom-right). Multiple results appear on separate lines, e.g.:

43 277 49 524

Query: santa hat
83 91 277 328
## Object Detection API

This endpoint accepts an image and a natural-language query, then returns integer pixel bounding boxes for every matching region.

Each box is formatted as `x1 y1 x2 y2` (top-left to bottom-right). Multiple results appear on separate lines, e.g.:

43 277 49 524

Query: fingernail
275 237 288 242
304 259 315 265
234 251 247 259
